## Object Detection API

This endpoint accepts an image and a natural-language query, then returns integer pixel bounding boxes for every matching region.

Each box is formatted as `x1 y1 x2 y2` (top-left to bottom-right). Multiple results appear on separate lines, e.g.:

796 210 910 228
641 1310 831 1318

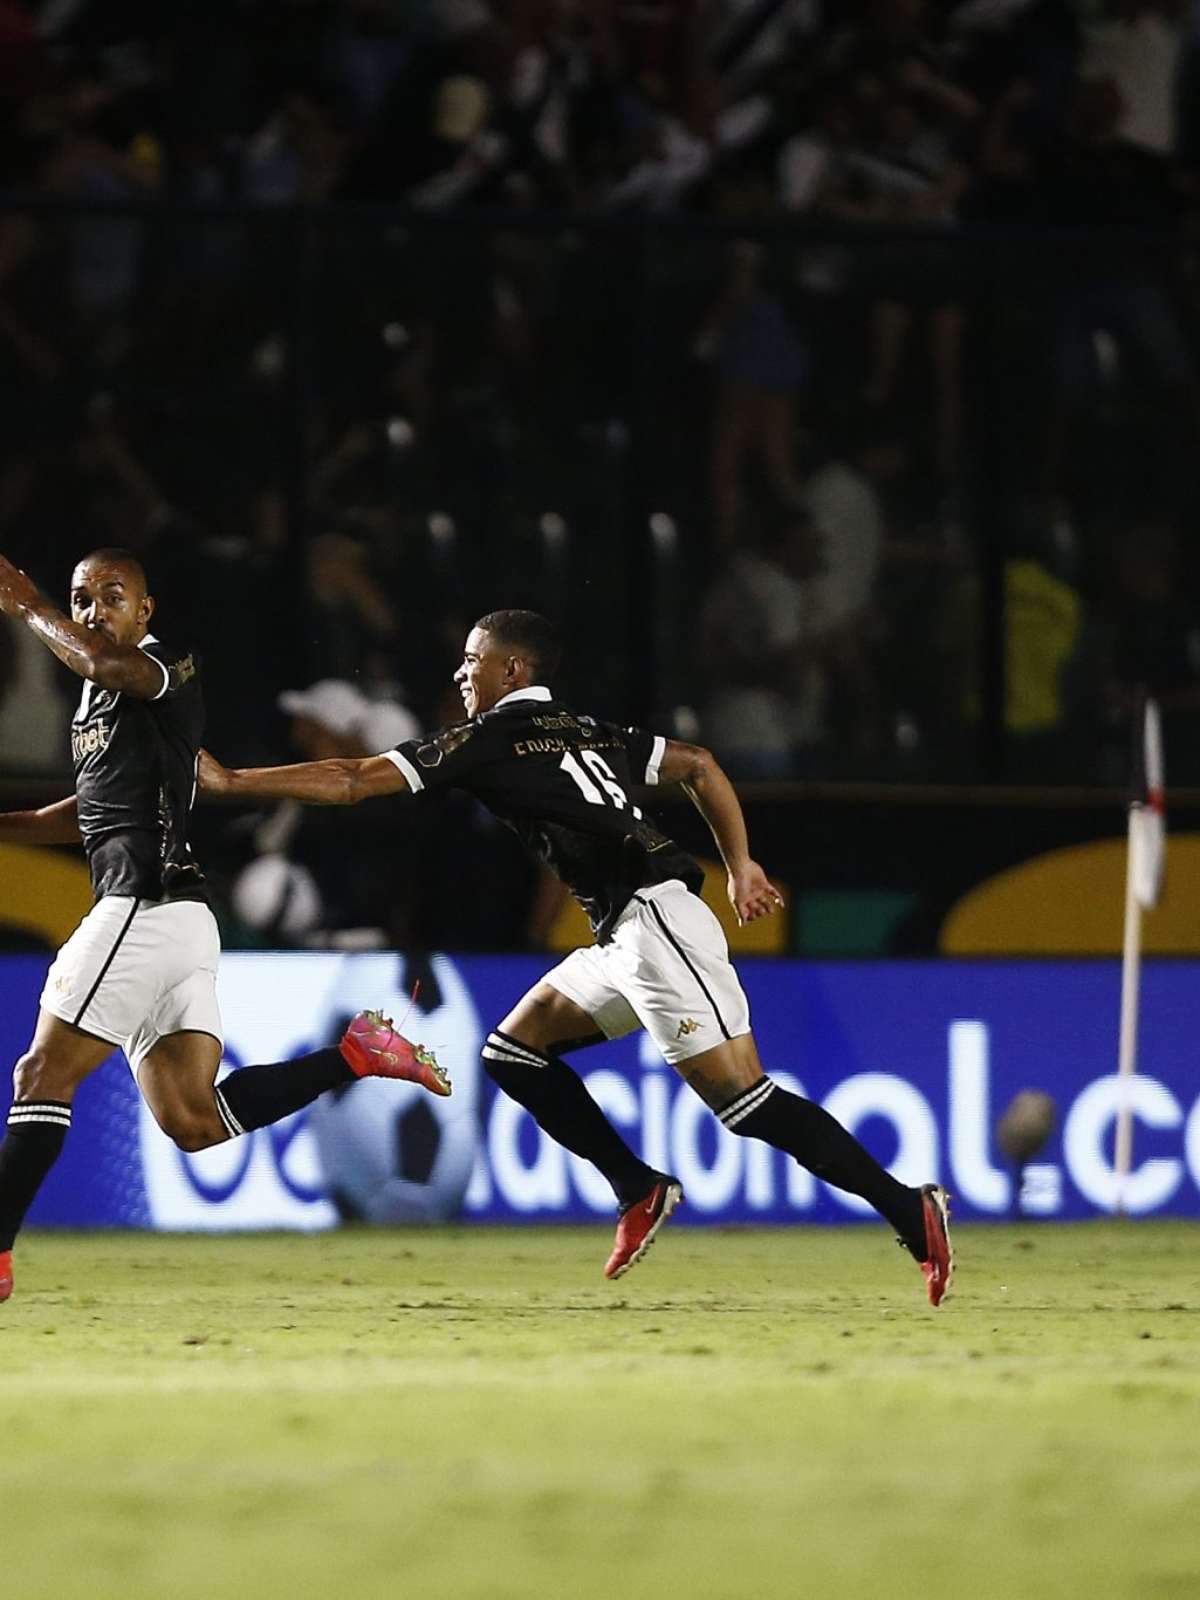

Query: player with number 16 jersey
385 690 703 944
200 608 955 1304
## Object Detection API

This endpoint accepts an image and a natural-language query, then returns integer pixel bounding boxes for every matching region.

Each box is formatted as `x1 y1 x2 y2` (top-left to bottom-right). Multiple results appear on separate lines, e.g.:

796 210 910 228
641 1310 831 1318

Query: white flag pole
1115 696 1165 1215
1114 802 1142 1215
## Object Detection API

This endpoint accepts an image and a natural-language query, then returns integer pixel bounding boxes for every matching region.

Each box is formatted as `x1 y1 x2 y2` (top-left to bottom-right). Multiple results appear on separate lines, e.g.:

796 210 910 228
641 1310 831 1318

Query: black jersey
71 633 208 903
387 687 703 941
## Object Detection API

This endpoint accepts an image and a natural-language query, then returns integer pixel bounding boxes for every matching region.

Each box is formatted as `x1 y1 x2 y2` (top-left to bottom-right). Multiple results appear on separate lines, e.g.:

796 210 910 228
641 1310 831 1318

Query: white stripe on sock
7 1105 72 1129
484 1033 550 1069
720 1079 776 1129
213 1088 244 1138
482 1045 550 1071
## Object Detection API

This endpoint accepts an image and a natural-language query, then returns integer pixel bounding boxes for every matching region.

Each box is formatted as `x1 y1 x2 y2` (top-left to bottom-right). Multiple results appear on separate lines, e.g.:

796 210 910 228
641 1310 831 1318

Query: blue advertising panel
1 952 1198 1230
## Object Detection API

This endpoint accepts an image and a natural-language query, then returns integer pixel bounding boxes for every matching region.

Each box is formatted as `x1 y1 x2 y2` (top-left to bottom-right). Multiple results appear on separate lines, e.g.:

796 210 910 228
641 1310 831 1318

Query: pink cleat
0 1250 12 1303
338 1010 451 1097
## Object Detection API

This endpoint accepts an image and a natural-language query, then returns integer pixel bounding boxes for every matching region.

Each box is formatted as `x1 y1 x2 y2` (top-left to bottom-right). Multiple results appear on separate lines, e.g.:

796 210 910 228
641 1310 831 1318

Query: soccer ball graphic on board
307 952 482 1223
138 950 482 1229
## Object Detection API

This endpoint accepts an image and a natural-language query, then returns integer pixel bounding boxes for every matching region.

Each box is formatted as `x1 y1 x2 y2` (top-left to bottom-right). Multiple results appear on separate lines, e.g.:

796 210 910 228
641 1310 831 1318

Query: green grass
2 1223 1198 1600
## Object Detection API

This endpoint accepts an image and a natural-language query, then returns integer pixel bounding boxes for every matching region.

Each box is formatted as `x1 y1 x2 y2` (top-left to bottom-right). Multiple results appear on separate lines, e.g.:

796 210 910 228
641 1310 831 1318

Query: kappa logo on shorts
676 1017 701 1039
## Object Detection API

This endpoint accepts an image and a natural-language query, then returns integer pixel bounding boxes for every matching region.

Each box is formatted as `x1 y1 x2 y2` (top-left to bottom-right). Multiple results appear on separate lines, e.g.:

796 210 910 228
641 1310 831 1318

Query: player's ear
140 592 155 627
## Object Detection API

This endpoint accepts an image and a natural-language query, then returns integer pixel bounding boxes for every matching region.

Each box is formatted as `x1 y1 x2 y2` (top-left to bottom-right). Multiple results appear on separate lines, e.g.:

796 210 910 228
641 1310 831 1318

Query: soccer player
199 609 953 1303
0 549 450 1303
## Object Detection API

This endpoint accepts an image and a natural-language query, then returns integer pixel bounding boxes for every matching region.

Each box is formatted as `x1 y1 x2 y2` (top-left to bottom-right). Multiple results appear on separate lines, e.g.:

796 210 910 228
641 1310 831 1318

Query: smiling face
70 555 153 646
453 626 527 718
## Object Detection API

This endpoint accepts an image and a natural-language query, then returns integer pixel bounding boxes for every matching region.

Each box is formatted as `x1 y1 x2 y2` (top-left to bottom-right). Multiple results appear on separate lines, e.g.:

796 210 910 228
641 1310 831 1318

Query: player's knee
158 1104 223 1152
13 1048 64 1102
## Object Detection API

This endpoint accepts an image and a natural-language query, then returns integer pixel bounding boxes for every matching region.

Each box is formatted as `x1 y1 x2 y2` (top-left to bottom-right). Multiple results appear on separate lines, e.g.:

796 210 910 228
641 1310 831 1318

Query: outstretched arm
197 749 411 806
0 795 81 845
0 555 165 699
657 739 784 925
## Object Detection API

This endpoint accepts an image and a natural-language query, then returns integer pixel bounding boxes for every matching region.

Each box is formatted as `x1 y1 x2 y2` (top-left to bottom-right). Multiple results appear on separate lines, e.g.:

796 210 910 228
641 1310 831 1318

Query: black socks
482 1029 658 1207
719 1077 927 1249
0 1101 71 1252
214 1048 355 1136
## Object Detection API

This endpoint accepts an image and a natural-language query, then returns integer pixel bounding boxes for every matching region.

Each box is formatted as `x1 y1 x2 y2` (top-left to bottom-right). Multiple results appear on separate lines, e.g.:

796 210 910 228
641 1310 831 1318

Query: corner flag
1131 697 1165 910
1115 694 1165 1211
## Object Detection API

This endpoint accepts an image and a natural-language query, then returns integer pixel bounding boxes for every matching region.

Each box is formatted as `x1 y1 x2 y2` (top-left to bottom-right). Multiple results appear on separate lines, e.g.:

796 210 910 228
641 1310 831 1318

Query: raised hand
0 554 40 616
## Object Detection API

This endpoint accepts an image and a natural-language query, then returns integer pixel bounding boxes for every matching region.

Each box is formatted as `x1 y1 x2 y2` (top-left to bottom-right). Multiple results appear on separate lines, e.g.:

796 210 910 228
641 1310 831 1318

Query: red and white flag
1132 697 1165 910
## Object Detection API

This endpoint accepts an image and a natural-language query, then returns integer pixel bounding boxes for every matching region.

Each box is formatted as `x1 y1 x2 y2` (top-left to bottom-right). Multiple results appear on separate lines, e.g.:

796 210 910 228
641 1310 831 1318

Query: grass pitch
2 1223 1198 1600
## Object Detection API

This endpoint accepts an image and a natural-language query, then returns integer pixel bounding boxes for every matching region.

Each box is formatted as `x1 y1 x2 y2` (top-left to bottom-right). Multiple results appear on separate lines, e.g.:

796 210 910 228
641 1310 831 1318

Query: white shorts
543 879 751 1065
40 896 224 1073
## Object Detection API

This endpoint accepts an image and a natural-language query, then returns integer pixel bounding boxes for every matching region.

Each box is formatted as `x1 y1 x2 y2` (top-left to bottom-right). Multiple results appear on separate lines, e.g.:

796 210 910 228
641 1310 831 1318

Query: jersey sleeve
383 719 490 794
621 726 667 786
139 642 200 702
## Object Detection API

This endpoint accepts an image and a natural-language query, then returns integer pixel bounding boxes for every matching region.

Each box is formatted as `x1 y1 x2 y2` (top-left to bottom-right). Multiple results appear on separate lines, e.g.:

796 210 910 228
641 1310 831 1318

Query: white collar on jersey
138 634 160 651
492 685 553 710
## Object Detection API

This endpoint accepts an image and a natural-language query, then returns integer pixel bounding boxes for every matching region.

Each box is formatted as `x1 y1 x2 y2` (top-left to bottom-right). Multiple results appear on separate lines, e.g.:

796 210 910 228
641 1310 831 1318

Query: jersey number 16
560 750 643 819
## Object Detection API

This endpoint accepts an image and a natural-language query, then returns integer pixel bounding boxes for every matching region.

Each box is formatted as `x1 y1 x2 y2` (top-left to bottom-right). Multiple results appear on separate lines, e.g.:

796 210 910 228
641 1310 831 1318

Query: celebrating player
199 609 953 1303
0 549 449 1303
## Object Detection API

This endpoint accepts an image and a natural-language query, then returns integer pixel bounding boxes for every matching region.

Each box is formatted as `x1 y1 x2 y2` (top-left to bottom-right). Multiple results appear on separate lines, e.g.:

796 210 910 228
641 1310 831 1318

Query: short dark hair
475 609 561 682
77 547 150 593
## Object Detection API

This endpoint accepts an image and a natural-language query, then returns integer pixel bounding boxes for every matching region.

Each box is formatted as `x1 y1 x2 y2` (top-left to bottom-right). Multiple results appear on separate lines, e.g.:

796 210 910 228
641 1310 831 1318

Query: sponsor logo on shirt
169 653 197 689
71 719 113 762
416 723 474 768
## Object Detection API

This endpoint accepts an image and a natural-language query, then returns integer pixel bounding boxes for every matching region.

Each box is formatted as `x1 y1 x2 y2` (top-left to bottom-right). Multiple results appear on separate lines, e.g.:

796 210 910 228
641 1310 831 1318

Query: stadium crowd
0 0 1199 884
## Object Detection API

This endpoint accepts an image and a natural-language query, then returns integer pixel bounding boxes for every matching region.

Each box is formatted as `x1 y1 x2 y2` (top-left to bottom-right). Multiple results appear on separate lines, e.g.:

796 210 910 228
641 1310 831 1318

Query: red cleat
604 1178 683 1280
918 1184 954 1307
338 1010 451 1097
0 1250 12 1303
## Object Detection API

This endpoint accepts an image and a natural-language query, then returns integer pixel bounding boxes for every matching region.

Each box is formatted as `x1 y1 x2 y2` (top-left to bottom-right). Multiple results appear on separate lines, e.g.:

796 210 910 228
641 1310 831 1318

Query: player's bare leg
0 1008 116 1300
491 982 680 1277
680 1031 953 1306
140 1015 450 1151
137 1030 229 1150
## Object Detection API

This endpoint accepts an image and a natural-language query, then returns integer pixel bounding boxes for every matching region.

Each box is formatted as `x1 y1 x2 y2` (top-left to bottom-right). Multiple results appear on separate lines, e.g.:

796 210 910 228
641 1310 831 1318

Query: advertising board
2 954 1197 1229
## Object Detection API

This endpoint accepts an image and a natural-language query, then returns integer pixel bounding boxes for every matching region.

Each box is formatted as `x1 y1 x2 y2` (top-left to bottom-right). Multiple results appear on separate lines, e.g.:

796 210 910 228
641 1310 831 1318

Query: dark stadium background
1 0 1198 958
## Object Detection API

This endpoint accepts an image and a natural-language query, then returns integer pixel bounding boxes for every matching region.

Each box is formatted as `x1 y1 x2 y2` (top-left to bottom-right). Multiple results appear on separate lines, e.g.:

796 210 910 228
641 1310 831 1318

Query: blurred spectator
244 85 354 204
1003 546 1084 782
302 528 399 687
696 239 810 547
1083 0 1185 158
278 677 421 754
0 612 71 775
1040 73 1200 516
1103 523 1200 782
229 676 422 948
43 63 163 325
697 502 832 777
803 420 898 638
